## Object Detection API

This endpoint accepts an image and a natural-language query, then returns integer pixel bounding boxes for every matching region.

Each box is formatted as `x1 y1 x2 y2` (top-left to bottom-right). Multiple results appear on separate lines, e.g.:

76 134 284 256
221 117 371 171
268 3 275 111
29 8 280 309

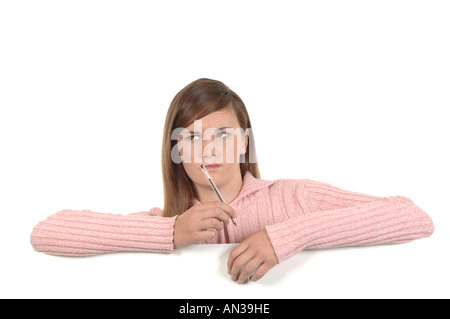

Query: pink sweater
30 171 434 262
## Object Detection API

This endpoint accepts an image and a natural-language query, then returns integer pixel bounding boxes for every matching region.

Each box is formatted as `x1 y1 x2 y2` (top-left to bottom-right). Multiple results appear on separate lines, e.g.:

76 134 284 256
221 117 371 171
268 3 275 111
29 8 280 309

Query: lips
205 164 222 169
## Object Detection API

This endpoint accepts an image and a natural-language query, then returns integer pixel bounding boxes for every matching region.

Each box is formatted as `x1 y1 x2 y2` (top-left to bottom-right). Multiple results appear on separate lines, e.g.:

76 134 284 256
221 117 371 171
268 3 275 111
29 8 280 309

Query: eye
183 134 200 141
217 131 230 138
189 134 200 141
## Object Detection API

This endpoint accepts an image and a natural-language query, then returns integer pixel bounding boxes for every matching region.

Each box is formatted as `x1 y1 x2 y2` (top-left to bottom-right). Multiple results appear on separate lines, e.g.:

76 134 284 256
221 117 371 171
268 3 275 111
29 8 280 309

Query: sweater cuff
266 220 309 263
139 214 177 253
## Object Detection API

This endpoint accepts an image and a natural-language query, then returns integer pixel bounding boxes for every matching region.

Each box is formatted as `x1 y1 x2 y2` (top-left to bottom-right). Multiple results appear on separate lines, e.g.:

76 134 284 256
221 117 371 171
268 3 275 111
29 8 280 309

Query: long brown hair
161 78 260 217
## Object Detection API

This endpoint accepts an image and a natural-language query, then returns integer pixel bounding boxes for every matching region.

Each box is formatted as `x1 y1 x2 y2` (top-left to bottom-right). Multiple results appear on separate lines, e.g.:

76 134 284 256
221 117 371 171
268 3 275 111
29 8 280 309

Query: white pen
199 164 237 227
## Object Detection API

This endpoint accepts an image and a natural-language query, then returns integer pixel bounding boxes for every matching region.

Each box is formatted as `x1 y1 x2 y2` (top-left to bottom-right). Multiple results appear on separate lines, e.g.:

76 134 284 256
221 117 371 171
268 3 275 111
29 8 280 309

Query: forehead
186 108 239 131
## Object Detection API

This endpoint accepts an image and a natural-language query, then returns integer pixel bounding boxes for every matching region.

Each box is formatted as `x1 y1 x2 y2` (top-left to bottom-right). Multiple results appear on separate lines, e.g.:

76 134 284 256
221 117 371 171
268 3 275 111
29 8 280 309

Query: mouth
204 164 223 170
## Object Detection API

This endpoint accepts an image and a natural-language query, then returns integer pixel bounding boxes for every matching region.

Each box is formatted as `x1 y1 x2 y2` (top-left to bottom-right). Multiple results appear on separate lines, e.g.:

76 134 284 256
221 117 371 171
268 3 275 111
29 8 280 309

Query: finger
196 206 231 225
199 218 224 232
227 242 248 274
195 229 217 242
237 257 263 284
216 202 237 219
230 249 255 282
249 263 272 282
203 201 237 220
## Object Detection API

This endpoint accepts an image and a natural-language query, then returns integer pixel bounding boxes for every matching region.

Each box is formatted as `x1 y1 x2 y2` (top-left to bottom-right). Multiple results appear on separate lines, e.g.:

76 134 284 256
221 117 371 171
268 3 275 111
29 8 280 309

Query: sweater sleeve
265 179 434 262
30 207 177 256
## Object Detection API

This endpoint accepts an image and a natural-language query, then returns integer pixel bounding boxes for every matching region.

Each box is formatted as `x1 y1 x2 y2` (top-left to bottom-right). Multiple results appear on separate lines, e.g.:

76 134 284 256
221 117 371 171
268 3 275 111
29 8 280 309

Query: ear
240 128 249 155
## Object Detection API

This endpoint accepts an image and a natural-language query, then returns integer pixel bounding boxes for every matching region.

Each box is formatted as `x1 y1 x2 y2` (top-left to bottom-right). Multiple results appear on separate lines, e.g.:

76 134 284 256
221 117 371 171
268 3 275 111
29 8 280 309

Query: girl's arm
30 207 177 256
266 179 434 262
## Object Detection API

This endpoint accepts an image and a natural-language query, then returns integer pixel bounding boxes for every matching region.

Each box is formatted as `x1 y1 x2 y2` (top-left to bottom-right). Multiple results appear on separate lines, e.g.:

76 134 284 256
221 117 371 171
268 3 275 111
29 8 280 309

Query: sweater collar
190 171 276 207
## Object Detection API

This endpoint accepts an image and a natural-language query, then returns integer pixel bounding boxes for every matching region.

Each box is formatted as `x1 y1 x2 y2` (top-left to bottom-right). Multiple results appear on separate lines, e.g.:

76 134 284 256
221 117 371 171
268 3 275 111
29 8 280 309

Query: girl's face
176 107 249 188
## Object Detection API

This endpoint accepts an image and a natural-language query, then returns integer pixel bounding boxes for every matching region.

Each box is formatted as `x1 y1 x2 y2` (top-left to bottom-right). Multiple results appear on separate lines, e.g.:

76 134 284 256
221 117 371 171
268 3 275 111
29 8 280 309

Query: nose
202 137 220 163
203 145 215 162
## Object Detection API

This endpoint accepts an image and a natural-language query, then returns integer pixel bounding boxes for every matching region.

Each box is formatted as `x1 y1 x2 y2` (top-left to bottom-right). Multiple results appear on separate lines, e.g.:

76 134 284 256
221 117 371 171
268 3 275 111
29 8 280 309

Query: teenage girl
30 78 434 284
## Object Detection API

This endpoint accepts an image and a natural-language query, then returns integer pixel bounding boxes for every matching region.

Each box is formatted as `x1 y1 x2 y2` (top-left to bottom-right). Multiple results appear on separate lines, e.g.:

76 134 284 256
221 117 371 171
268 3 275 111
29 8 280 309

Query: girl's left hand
227 229 279 283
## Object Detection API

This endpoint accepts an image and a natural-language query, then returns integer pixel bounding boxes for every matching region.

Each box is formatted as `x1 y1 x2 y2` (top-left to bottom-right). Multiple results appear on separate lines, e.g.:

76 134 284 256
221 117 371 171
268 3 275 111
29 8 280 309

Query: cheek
182 162 203 184
182 162 196 177
222 136 242 163
178 141 203 164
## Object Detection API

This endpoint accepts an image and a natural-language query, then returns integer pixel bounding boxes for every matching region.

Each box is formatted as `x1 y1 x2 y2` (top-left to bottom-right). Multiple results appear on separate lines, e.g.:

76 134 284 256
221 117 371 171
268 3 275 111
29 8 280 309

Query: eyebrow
188 127 233 134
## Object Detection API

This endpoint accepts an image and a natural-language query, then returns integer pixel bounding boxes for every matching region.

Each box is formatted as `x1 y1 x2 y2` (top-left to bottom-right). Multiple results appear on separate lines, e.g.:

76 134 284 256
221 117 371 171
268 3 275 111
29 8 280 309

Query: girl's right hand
173 201 236 249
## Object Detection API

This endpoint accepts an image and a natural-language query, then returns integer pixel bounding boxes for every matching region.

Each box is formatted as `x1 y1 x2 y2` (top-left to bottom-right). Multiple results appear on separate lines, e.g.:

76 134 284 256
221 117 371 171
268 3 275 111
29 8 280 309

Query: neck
195 172 243 204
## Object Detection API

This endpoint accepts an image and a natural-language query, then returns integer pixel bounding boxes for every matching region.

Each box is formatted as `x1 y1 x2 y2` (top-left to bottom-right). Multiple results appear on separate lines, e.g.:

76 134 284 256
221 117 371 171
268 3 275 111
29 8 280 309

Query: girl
30 78 434 284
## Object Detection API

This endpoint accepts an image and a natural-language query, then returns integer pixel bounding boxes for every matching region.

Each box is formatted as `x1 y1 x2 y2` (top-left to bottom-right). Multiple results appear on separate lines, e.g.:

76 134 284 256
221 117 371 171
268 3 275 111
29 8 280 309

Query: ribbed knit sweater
30 171 434 262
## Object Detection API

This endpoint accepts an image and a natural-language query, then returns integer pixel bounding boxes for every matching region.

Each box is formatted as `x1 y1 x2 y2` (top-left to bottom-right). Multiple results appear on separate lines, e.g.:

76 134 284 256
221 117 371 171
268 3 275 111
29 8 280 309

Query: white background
1 0 449 298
